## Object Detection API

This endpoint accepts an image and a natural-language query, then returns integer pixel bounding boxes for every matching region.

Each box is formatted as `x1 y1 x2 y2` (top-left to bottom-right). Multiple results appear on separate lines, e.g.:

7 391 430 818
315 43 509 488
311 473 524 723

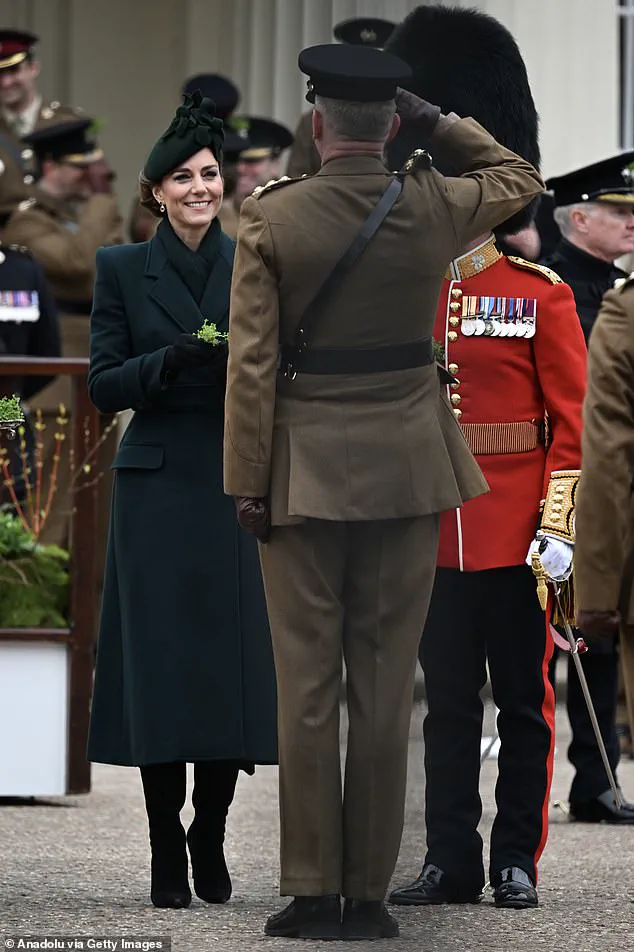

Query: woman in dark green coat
87 93 277 910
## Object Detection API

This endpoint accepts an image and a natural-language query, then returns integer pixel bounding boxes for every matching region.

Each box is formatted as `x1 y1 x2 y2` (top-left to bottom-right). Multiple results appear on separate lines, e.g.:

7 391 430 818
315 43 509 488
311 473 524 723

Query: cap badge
622 163 634 185
360 28 377 43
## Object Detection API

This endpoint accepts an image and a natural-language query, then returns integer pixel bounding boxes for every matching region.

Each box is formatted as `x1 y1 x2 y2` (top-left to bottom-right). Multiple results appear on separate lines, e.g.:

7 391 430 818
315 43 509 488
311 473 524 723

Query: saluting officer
225 41 543 940
384 5 587 911
286 17 396 179
2 117 122 550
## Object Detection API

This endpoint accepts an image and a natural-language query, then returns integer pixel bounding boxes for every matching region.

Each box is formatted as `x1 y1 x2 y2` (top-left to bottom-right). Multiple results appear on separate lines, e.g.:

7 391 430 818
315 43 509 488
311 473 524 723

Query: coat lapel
145 236 202 334
145 233 235 336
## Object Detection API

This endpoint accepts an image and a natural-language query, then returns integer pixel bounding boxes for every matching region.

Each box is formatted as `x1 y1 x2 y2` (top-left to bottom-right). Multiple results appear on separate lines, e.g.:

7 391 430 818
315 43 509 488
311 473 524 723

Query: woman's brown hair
138 171 163 218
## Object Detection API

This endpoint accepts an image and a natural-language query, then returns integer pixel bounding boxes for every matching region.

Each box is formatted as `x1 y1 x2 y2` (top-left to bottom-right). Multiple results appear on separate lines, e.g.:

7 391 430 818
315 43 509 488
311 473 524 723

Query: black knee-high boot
140 762 191 909
186 760 240 903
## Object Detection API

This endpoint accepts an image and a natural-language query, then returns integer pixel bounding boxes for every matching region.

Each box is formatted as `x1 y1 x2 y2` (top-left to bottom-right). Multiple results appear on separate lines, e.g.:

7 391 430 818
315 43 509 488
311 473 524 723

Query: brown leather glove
235 496 271 543
395 87 441 134
576 609 621 638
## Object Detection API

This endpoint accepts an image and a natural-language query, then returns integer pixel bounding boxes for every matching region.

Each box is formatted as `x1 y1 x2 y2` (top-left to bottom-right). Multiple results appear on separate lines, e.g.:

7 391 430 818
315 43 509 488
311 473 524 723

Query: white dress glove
526 534 574 581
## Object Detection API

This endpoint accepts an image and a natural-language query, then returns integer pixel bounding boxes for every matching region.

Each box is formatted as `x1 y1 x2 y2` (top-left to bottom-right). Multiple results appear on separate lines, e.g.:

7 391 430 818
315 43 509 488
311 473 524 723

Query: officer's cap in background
298 44 412 104
143 91 224 181
333 17 396 49
226 116 293 161
25 118 103 166
384 4 540 235
181 74 240 121
0 29 38 69
546 153 634 207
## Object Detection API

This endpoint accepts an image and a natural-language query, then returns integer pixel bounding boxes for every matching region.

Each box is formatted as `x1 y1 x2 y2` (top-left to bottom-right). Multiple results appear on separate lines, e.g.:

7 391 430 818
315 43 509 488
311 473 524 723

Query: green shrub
0 510 69 627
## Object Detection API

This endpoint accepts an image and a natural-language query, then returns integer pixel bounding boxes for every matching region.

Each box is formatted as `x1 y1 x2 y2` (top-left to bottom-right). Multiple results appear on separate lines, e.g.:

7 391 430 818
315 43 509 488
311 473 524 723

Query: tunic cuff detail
539 470 580 544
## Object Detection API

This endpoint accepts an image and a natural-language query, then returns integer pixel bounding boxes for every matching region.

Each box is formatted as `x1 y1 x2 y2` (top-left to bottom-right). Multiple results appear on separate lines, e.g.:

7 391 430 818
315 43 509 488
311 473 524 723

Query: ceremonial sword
532 548 624 810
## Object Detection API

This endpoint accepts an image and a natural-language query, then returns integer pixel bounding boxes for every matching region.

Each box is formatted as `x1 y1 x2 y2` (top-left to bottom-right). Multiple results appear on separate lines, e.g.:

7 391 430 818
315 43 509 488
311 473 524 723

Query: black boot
140 762 191 909
186 760 240 903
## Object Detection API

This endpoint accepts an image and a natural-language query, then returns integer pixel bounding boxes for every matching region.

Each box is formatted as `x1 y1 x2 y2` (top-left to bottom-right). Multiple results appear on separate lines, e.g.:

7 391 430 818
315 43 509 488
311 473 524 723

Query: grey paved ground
2 699 634 952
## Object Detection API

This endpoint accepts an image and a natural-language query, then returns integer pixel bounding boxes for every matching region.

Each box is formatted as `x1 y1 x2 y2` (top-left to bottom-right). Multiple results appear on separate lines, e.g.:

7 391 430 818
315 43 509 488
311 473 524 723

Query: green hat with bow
143 91 224 180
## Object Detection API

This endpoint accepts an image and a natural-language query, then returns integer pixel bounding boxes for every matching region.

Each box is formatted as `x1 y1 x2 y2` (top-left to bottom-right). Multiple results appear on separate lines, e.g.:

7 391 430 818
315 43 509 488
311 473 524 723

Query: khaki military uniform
575 278 634 747
2 188 123 551
286 110 320 178
0 99 84 189
225 114 544 899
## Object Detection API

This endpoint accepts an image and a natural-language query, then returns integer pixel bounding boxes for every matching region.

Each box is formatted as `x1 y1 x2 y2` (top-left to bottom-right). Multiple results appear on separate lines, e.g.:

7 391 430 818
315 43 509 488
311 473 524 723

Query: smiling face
153 147 224 237
0 58 39 112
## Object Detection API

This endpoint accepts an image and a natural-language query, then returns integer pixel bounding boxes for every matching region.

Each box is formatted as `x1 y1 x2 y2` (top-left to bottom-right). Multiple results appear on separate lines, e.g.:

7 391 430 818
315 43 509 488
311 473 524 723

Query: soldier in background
218 117 293 239
0 28 83 193
286 17 396 179
2 117 122 562
129 74 241 243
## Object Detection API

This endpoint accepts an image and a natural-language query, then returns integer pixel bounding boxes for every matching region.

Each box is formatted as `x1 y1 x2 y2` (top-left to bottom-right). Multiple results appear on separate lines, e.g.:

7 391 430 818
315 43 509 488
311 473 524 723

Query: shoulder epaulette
507 256 563 284
15 197 37 214
401 149 433 175
252 175 301 199
614 273 634 292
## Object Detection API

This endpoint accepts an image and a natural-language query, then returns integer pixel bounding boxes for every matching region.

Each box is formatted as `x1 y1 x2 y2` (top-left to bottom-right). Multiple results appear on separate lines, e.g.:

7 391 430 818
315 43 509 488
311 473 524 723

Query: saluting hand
395 87 441 133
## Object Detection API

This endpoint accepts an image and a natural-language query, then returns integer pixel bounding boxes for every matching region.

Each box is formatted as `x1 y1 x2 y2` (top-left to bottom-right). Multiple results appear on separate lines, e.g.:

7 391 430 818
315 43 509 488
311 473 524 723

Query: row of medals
459 314 536 338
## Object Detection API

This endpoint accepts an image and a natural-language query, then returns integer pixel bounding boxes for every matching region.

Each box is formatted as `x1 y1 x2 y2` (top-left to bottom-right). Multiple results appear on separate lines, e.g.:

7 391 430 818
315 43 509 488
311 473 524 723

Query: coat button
448 331 459 343
450 379 461 389
453 407 462 421
451 393 461 406
451 288 463 299
449 316 460 327
450 301 461 312
448 362 459 374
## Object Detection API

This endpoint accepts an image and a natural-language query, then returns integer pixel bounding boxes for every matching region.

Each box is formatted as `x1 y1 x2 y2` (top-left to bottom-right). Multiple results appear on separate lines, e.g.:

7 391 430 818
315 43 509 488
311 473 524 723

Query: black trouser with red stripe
419 566 555 891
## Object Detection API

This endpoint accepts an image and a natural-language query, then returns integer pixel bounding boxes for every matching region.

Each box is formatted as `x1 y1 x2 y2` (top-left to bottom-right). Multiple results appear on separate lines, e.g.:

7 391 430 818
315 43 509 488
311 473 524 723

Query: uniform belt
461 420 544 455
282 339 433 376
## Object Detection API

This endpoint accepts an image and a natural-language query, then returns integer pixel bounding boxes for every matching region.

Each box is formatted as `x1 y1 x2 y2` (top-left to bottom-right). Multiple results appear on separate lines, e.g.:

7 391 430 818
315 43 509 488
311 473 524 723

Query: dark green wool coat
86 232 277 767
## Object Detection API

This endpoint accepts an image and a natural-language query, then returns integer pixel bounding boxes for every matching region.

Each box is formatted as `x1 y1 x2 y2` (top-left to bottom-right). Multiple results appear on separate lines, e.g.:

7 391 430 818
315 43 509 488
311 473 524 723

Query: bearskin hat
384 4 540 235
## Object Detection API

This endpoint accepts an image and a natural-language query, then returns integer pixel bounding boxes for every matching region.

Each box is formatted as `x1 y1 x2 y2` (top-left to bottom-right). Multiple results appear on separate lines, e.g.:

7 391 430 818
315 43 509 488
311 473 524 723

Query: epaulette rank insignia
401 149 432 174
614 273 634 291
507 256 563 285
252 176 297 199
16 197 37 213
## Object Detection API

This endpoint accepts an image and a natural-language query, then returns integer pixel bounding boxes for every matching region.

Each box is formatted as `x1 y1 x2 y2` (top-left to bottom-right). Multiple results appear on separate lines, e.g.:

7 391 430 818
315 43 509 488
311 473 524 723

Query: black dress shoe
342 900 399 940
569 789 634 824
388 863 483 906
264 895 341 940
492 868 538 909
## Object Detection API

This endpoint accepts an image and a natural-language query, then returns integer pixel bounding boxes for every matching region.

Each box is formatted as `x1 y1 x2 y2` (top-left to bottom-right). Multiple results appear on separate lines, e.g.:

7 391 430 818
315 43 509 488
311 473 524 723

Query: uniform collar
1 94 42 137
446 234 502 281
317 154 390 176
555 237 621 278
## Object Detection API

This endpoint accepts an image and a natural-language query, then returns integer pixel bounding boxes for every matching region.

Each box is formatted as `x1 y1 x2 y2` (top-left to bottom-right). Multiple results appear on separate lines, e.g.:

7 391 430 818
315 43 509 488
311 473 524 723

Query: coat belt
279 338 433 376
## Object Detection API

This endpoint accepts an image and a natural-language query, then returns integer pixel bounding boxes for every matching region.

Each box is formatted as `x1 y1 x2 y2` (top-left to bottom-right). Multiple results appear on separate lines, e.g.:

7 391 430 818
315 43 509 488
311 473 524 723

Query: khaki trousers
259 515 439 900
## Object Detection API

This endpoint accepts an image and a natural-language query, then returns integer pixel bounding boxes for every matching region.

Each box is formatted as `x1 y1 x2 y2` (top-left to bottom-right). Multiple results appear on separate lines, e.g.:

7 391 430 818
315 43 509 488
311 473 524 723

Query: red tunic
436 238 586 571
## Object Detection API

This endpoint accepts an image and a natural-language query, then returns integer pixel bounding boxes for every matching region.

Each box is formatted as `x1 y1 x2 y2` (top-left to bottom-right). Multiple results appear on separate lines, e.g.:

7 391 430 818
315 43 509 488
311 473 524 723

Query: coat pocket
111 442 164 470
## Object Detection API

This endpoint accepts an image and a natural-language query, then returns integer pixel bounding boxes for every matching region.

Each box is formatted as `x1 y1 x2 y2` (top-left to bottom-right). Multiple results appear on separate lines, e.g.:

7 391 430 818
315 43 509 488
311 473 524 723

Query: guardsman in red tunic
386 6 586 910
